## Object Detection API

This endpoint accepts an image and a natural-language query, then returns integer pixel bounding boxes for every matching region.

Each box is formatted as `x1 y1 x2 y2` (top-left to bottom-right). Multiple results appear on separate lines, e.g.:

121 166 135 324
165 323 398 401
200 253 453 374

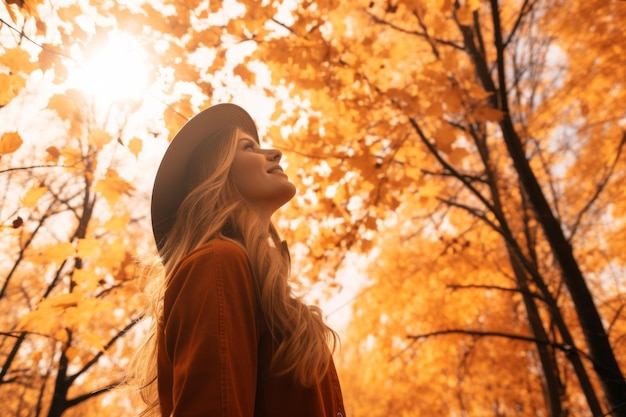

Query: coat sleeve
161 241 260 417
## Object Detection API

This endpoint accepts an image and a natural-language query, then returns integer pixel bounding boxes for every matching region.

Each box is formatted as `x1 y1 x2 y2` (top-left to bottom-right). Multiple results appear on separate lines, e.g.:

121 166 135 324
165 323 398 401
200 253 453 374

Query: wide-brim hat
151 103 259 252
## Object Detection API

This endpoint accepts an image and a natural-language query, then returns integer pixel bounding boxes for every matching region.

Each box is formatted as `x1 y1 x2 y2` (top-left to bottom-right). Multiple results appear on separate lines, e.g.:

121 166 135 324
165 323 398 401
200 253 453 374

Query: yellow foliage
455 3 473 26
0 131 23 154
103 213 130 232
36 46 56 73
88 129 113 150
60 145 84 170
33 242 75 264
95 169 135 207
77 238 100 258
73 268 100 293
432 123 457 154
233 63 256 84
473 105 504 123
45 145 61 163
128 137 142 158
57 4 82 21
47 92 79 121
21 185 48 208
0 73 26 106
0 47 38 73
164 106 187 142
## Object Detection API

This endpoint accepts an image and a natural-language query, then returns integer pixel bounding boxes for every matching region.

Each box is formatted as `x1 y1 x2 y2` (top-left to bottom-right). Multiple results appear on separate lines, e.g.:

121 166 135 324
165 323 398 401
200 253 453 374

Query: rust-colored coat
157 239 346 417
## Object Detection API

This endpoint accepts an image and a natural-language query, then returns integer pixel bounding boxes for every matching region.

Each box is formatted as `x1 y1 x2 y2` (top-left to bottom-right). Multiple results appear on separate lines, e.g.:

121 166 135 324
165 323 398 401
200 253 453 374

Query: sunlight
71 31 149 104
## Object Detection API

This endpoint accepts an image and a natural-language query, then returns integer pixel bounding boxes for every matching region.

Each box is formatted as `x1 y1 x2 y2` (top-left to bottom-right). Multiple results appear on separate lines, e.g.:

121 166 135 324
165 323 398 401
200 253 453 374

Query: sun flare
71 31 149 104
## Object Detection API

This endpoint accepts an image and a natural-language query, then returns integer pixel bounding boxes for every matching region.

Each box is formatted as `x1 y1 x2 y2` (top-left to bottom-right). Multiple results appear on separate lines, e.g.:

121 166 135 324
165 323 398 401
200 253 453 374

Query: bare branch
407 329 589 359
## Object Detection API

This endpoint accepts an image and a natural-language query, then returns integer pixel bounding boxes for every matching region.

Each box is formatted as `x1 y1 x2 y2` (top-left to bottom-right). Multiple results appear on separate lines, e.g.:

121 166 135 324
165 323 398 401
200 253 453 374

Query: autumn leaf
233 63 257 84
36 242 75 264
88 129 113 150
455 4 473 26
432 123 457 154
128 137 142 158
447 146 470 165
103 213 130 231
76 238 99 258
0 131 23 154
60 146 84 169
45 146 61 163
38 44 68 84
0 47 37 73
73 268 99 293
65 346 80 362
12 216 23 228
35 18 46 35
0 73 26 106
474 105 505 123
57 4 82 21
47 93 79 121
95 168 135 206
21 185 48 208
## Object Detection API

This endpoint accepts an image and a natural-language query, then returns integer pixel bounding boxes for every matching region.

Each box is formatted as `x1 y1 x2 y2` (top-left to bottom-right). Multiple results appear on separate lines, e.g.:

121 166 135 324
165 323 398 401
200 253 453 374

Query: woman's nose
266 148 282 161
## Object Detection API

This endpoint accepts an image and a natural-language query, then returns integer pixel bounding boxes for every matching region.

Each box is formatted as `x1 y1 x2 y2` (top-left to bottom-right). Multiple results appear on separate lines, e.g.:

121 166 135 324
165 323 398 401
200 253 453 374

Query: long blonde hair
127 127 337 416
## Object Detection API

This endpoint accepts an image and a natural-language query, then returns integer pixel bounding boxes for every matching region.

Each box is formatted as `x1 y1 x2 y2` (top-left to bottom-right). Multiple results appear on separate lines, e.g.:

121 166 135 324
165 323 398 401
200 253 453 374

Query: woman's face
229 130 296 217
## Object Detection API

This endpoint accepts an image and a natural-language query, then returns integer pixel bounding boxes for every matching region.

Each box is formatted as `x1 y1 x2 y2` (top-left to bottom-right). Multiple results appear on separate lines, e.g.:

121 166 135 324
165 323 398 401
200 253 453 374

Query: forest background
1 0 626 416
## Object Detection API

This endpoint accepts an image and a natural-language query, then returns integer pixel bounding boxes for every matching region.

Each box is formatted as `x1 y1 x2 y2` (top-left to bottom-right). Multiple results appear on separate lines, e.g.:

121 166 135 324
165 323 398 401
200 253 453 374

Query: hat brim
151 103 259 252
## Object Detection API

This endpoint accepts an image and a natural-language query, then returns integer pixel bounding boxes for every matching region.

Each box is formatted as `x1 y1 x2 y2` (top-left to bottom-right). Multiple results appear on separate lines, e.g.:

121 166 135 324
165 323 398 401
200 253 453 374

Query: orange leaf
447 147 470 165
233 63 257 84
95 169 135 206
164 107 186 141
88 129 112 150
73 269 99 293
432 123 457 154
45 146 61 163
128 137 142 158
0 73 26 106
103 213 130 231
455 4 473 26
37 242 75 264
0 131 23 154
57 4 82 21
47 93 78 121
76 238 99 258
60 146 84 169
38 44 64 73
21 186 48 208
0 47 37 73
474 106 505 123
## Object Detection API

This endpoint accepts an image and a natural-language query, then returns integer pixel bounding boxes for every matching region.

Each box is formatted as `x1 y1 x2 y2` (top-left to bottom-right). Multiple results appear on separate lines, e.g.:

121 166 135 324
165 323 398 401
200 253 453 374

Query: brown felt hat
151 103 259 252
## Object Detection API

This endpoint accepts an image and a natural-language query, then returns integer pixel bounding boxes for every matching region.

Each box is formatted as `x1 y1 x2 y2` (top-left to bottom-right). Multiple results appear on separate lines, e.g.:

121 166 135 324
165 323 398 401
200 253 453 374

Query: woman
128 103 345 417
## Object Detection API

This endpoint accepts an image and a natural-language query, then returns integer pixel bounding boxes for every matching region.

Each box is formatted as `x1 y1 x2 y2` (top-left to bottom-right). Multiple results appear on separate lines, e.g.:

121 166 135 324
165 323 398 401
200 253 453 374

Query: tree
233 0 626 415
0 3 157 415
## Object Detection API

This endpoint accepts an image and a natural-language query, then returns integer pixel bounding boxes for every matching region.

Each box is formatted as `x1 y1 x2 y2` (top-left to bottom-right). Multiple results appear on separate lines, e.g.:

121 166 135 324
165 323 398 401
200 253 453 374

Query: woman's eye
244 143 255 151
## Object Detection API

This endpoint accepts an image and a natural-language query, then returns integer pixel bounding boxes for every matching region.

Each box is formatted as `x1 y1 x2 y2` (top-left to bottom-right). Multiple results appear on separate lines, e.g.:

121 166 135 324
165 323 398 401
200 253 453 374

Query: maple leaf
21 185 48 208
88 129 113 150
76 238 99 258
45 146 61 163
95 168 135 206
233 63 257 84
0 73 26 106
0 131 23 154
47 93 79 121
128 137 142 158
103 213 130 231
